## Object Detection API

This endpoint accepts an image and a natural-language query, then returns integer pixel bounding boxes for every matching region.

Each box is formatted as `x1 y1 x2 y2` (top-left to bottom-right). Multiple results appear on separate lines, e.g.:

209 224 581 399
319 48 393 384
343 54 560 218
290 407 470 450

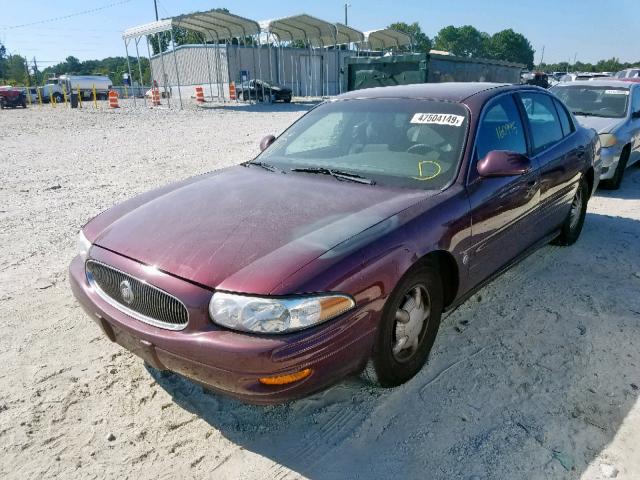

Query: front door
466 93 541 286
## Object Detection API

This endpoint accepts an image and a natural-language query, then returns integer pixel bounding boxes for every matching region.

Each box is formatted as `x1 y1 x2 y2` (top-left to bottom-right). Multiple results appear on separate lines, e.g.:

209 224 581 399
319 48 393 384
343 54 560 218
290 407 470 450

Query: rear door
466 93 541 286
517 91 581 232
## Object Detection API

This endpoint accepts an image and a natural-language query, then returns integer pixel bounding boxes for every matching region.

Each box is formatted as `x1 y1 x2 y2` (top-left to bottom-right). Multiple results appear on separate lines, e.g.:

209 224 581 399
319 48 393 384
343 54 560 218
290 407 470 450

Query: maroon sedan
70 83 600 404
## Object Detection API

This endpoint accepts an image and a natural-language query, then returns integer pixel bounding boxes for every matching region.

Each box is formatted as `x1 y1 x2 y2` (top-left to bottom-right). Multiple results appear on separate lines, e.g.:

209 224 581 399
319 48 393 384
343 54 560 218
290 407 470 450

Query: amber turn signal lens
259 368 312 385
319 296 355 322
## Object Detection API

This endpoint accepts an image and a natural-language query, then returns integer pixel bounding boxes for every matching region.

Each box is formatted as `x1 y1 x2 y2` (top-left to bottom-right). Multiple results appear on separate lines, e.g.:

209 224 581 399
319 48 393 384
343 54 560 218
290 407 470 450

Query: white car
551 80 640 189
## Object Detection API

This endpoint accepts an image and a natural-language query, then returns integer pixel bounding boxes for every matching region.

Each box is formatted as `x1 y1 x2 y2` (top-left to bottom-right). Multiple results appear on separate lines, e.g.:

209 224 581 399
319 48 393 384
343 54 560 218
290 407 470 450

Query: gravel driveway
1 101 639 479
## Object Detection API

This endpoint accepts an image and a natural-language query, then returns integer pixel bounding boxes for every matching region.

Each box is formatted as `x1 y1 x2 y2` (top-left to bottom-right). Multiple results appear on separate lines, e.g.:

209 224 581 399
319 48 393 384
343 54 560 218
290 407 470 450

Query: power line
1 0 133 30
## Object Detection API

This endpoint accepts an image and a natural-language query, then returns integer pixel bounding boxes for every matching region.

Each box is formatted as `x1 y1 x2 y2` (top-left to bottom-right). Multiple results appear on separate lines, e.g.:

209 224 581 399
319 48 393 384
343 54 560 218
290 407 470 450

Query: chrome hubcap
569 187 583 230
393 285 430 362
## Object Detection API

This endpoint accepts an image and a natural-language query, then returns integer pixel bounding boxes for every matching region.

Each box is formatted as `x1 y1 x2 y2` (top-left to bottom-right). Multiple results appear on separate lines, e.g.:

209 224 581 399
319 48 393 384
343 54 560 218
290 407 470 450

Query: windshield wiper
290 167 376 185
243 161 283 173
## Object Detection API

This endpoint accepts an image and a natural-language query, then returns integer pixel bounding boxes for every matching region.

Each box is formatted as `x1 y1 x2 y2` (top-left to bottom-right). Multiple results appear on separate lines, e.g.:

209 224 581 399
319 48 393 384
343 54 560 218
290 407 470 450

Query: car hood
573 115 623 134
91 166 430 294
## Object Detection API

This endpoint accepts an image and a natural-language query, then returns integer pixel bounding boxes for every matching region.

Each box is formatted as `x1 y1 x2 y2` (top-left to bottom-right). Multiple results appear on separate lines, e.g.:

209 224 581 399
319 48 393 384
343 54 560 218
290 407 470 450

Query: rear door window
518 92 564 154
476 95 527 159
553 98 574 136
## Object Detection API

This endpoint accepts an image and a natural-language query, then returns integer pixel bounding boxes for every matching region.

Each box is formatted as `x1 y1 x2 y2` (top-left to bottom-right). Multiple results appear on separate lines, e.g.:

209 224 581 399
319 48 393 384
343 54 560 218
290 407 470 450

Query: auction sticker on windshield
604 90 629 95
410 113 465 127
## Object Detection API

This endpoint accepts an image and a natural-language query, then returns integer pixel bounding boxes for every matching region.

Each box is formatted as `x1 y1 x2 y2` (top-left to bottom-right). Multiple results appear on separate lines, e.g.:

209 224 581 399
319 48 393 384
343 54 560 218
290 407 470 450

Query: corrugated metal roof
122 9 259 41
122 19 173 40
173 9 260 40
263 14 337 47
335 23 364 45
363 29 412 50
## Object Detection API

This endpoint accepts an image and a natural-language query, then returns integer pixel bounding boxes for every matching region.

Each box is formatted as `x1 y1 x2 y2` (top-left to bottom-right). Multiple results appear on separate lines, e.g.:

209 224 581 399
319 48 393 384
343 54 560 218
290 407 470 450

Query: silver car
551 80 640 189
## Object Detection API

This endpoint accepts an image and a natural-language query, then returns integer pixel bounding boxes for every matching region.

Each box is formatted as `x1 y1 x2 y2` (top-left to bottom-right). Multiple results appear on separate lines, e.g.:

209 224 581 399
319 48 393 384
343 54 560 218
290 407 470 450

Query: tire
363 262 443 387
552 177 588 246
53 93 63 104
600 146 630 190
284 97 292 103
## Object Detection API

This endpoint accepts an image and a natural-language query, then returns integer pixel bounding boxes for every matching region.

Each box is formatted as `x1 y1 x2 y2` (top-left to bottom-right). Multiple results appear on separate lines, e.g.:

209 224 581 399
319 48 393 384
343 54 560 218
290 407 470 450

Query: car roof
336 82 516 103
555 79 633 88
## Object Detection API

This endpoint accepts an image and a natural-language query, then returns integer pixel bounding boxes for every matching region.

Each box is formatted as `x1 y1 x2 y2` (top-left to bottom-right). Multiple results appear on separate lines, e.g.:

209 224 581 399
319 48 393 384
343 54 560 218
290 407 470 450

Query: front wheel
53 93 63 103
600 147 629 190
364 263 443 387
552 177 588 246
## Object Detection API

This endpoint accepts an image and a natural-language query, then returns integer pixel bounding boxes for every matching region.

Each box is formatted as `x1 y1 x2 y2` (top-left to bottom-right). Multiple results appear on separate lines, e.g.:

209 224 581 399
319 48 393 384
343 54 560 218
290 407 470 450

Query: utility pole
153 0 159 21
344 2 350 26
33 57 39 85
538 45 545 70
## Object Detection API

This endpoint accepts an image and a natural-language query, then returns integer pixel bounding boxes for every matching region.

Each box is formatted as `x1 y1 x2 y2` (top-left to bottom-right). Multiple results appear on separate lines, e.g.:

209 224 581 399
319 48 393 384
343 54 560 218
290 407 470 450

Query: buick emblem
119 280 134 305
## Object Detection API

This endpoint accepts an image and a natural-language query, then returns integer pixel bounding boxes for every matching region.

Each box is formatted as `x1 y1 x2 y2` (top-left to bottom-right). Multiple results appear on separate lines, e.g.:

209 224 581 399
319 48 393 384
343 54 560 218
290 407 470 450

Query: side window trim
466 91 529 185
516 91 565 157
551 97 575 137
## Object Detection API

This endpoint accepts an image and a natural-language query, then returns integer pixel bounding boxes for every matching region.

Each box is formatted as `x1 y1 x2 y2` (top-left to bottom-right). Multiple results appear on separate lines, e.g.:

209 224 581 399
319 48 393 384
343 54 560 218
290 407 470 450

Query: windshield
550 85 629 118
256 99 469 190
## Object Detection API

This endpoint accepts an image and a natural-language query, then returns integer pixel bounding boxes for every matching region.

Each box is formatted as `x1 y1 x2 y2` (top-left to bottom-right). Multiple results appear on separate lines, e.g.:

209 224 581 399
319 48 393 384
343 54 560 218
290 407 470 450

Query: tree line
1 22 638 86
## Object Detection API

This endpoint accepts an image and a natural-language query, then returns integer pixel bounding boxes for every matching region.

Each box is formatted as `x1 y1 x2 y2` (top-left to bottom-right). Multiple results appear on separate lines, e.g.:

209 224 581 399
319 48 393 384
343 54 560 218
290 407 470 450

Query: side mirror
477 150 532 177
259 134 276 151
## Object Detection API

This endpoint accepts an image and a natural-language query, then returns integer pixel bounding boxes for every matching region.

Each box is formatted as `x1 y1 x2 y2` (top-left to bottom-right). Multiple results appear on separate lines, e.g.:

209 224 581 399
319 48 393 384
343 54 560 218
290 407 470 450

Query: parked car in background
0 87 27 109
22 87 38 104
70 83 599 404
551 79 640 189
614 68 640 80
237 79 292 102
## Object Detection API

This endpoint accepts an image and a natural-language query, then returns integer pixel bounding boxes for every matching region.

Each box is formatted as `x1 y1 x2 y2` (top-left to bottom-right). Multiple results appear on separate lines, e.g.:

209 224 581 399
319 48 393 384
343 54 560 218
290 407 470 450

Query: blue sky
2 0 639 67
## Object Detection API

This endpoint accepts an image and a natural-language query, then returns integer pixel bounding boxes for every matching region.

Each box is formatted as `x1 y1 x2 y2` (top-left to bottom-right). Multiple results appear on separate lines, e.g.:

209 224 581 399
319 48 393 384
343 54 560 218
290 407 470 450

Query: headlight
77 230 92 261
209 292 355 334
599 133 618 148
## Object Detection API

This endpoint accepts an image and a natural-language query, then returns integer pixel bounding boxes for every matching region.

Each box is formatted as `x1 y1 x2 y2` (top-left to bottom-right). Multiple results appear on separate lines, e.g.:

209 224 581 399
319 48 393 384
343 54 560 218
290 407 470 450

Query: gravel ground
1 100 639 480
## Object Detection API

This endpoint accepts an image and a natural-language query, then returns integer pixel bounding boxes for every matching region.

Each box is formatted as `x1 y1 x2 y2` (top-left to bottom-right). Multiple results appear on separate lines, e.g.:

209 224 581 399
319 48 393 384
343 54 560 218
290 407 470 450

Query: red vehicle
0 87 27 109
70 83 600 404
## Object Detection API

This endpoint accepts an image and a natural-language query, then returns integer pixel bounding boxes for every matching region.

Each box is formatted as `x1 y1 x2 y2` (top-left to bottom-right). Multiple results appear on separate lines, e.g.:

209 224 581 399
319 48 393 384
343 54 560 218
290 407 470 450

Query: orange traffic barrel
108 90 119 108
151 88 161 106
229 82 236 100
195 86 205 103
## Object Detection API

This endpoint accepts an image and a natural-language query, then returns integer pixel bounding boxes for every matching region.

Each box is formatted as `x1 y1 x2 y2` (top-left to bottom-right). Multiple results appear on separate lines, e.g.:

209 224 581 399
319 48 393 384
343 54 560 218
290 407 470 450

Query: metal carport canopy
172 9 260 41
263 14 337 46
363 28 412 50
122 19 172 40
335 23 364 45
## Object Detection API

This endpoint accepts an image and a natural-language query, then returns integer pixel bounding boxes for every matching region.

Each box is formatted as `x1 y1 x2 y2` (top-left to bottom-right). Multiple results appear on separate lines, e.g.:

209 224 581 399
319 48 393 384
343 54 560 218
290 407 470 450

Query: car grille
86 260 188 330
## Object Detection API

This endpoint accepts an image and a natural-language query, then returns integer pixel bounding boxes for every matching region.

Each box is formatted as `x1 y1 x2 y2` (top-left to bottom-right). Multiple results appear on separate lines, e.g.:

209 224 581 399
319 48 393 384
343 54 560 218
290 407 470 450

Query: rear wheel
53 92 64 103
363 263 443 387
600 146 630 190
552 177 588 246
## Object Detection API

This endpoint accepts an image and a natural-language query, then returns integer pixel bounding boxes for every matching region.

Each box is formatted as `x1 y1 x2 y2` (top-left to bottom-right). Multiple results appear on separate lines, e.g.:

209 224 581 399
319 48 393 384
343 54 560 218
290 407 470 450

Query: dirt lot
1 101 639 479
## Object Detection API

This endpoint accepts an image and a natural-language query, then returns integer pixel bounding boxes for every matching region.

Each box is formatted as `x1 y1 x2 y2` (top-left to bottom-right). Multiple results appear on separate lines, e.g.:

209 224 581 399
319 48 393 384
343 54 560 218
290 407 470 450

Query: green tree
487 29 535 69
433 25 489 57
5 55 28 84
388 22 432 53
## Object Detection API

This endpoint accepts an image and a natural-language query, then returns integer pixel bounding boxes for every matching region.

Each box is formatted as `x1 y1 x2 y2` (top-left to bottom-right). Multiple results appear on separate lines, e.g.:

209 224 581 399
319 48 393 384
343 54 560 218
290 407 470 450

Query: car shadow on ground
149 189 640 478
596 164 640 200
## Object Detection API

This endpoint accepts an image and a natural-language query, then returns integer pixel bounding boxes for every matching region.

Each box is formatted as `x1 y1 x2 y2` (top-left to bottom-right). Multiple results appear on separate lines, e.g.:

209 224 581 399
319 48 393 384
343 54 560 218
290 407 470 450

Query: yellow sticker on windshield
410 113 465 127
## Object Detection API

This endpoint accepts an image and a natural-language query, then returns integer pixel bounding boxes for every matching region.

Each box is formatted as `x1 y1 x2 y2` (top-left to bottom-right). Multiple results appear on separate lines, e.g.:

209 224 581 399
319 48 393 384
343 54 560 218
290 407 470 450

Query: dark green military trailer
343 52 524 92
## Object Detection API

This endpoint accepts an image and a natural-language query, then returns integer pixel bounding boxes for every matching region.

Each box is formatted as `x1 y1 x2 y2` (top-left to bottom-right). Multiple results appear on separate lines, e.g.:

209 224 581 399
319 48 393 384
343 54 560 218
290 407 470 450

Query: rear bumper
69 249 377 404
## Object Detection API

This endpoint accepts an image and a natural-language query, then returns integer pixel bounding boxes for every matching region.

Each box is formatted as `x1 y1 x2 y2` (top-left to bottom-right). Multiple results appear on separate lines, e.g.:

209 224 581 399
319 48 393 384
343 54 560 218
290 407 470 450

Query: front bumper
69 247 377 404
598 145 623 180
